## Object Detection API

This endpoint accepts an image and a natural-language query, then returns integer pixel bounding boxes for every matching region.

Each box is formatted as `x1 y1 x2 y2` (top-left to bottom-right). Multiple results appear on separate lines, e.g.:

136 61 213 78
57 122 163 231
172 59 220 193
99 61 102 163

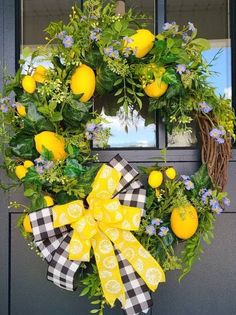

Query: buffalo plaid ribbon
29 154 152 314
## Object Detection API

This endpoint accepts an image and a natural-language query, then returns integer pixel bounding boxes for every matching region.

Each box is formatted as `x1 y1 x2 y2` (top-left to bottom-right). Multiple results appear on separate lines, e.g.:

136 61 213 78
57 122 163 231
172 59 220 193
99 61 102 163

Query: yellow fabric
52 164 165 306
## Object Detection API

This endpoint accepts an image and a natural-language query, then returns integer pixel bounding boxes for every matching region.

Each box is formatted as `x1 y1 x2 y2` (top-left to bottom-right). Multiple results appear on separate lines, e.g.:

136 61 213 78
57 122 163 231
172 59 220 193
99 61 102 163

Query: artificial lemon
22 75 36 94
16 103 27 117
170 204 198 240
23 214 32 233
165 167 177 180
23 160 34 168
44 195 54 207
15 165 27 180
148 170 163 188
144 79 168 98
34 131 67 161
126 29 155 58
70 64 96 102
33 65 47 83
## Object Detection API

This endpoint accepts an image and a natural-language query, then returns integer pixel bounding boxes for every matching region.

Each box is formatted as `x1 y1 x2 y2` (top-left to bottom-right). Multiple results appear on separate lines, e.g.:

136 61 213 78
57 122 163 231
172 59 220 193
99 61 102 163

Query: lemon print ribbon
52 164 165 306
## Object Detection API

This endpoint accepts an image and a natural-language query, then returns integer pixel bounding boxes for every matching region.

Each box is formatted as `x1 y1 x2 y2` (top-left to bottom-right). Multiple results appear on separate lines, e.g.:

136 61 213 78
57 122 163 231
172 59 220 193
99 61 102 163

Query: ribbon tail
69 230 91 261
115 249 153 315
100 225 165 292
92 230 126 307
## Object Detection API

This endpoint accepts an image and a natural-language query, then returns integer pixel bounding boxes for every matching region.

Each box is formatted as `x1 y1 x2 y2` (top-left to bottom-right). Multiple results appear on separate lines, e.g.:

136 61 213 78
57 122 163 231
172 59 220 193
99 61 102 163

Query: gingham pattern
35 233 68 263
109 154 139 193
29 207 71 242
115 249 152 315
117 188 146 215
29 155 151 312
47 231 80 291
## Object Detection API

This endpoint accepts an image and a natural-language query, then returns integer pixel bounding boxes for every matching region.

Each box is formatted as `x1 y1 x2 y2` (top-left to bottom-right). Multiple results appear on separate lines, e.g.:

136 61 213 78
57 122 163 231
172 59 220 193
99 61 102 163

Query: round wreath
0 1 235 314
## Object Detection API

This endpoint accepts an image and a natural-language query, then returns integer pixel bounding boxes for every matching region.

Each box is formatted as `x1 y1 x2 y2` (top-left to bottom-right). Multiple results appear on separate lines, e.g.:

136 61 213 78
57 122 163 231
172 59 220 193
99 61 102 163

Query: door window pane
22 0 78 47
166 0 231 147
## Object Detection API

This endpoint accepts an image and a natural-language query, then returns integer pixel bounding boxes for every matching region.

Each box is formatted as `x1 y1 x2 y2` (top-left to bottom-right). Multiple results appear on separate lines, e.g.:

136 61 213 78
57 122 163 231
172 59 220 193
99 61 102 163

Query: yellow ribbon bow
52 164 165 306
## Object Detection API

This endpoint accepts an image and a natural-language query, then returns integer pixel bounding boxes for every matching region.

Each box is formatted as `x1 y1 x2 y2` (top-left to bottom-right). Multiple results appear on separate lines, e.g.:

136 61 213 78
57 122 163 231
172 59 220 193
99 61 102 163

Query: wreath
0 1 235 314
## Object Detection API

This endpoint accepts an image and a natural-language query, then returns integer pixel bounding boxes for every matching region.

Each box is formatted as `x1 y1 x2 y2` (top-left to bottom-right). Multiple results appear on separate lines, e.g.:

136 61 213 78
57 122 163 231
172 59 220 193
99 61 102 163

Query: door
0 0 236 314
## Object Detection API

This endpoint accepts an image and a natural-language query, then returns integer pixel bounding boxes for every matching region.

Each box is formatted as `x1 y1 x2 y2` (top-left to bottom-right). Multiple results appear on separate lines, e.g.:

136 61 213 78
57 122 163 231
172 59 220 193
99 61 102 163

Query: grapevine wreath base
0 0 235 314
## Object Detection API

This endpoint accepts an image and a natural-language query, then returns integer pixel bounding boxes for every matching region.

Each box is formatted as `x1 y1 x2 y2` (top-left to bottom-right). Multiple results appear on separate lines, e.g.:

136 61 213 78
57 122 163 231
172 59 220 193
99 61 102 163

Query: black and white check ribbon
29 154 152 314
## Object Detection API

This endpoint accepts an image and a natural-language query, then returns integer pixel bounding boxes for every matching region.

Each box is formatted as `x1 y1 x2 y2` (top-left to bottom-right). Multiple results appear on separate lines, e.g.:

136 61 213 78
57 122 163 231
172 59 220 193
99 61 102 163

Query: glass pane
94 0 156 148
22 0 77 47
166 0 231 147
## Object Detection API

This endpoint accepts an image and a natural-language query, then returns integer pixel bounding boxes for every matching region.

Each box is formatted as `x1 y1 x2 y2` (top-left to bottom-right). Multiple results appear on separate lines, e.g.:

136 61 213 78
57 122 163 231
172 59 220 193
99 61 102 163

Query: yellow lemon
44 195 54 207
127 29 155 58
23 214 32 233
70 64 96 102
16 103 27 117
34 131 67 161
33 65 47 83
148 170 163 188
23 160 34 168
171 204 199 240
144 79 168 98
22 75 36 94
15 165 27 180
165 167 177 180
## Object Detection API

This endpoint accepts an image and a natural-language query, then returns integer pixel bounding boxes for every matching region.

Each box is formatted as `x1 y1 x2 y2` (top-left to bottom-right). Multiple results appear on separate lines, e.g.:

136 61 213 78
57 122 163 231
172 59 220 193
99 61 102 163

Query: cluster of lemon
148 168 199 240
21 29 168 104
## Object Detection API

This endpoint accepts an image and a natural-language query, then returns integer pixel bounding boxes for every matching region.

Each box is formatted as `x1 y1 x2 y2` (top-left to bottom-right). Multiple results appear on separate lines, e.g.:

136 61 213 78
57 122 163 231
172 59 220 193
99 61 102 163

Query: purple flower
209 198 223 214
182 32 189 42
184 180 195 190
62 35 74 48
103 46 119 59
181 175 190 181
188 22 196 32
216 137 225 144
201 189 212 204
209 128 222 139
222 197 230 207
56 31 66 40
158 226 169 237
35 165 44 174
176 64 187 74
11 102 17 108
44 161 54 170
0 104 9 113
123 36 134 44
86 122 96 132
199 101 212 113
145 225 156 236
151 218 163 226
85 131 93 140
163 22 174 31
90 28 101 41
123 47 132 57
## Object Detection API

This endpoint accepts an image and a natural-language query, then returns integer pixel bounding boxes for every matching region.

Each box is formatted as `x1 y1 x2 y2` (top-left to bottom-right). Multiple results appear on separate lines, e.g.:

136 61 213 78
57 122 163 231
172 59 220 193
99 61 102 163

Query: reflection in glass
166 0 231 147
22 0 77 46
94 94 156 148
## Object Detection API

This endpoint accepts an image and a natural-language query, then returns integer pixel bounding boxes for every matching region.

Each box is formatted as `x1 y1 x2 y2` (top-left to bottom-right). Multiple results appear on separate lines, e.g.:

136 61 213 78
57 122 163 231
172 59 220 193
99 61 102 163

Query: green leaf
24 188 35 197
162 68 179 84
10 133 38 159
62 101 92 127
22 47 32 59
113 20 123 33
191 38 211 51
80 287 90 296
96 64 118 95
51 111 63 122
90 310 99 314
64 159 86 178
41 146 54 161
